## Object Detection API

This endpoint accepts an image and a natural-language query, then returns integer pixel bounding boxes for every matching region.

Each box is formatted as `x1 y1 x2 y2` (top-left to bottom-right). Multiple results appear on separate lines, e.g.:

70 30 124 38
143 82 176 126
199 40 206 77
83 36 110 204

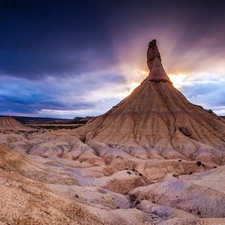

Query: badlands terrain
1 40 225 224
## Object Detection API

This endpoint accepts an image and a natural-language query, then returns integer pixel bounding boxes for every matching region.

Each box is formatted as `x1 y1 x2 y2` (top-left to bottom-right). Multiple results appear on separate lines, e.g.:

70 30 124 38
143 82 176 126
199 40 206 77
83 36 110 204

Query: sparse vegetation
135 200 140 205
129 194 137 202
72 156 78 161
30 125 81 130
173 174 179 178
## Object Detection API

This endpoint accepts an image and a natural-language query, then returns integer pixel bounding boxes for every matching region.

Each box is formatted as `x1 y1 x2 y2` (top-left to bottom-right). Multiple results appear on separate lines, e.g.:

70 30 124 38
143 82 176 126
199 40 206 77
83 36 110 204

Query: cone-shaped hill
75 40 225 162
0 116 31 130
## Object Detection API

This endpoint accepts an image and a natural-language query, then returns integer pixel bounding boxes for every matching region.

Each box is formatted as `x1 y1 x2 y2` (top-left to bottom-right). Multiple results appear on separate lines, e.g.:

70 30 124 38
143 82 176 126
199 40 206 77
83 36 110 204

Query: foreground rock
0 144 153 225
1 142 225 224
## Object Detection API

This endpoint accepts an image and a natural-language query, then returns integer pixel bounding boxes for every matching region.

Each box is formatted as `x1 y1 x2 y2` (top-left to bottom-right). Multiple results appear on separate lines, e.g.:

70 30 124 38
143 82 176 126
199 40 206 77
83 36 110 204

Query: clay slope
129 165 225 224
1 144 225 225
0 144 75 184
0 116 31 130
0 144 155 225
1 132 225 224
75 40 225 163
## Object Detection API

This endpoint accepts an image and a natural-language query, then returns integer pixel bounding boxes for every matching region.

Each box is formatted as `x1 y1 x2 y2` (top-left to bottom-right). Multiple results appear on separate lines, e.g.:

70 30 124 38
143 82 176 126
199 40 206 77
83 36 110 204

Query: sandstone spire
75 40 225 163
146 39 172 83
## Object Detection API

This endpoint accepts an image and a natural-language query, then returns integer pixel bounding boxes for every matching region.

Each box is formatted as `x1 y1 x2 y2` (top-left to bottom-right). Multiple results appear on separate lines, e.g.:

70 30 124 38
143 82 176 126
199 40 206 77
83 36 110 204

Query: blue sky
0 0 225 118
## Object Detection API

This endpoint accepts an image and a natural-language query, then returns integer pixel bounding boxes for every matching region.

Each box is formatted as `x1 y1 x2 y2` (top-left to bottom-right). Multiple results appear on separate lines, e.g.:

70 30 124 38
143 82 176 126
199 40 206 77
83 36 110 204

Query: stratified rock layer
75 40 225 163
147 39 171 82
0 116 31 130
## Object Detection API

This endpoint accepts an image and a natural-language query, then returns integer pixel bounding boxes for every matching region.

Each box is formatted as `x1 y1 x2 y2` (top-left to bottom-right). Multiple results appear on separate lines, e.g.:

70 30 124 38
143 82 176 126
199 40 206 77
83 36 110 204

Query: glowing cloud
168 73 187 88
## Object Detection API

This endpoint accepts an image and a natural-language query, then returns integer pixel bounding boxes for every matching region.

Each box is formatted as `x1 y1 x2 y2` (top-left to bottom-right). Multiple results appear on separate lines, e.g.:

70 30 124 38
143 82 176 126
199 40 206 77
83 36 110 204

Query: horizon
1 0 225 118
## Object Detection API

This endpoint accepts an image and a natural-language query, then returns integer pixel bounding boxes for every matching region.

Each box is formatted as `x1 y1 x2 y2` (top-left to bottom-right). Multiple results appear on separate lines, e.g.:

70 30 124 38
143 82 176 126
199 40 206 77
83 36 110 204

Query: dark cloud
0 0 115 79
1 0 225 80
0 49 115 79
0 0 225 117
0 71 126 117
0 83 96 116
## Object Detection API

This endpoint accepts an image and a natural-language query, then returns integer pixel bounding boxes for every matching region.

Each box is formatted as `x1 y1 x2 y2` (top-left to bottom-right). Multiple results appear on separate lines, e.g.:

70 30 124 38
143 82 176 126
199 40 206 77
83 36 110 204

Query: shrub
129 194 137 202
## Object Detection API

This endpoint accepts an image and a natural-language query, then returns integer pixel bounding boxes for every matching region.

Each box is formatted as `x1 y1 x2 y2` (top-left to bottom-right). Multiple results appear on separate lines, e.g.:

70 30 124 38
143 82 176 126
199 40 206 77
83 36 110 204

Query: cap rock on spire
146 39 172 83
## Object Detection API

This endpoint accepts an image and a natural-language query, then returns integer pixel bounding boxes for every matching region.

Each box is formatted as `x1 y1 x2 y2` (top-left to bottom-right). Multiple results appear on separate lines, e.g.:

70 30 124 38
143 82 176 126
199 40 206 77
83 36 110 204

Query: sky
0 0 225 118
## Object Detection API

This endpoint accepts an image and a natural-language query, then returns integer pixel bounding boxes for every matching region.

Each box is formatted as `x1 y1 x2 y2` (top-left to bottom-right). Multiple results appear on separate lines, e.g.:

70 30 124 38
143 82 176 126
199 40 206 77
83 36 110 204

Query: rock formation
147 39 171 83
0 144 155 224
75 40 225 164
0 116 31 130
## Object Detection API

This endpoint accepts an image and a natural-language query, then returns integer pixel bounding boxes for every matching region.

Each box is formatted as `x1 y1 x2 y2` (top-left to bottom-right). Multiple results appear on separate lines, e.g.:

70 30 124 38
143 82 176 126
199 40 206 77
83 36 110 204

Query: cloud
0 0 225 118
0 48 117 80
0 70 127 118
179 74 225 115
0 0 117 80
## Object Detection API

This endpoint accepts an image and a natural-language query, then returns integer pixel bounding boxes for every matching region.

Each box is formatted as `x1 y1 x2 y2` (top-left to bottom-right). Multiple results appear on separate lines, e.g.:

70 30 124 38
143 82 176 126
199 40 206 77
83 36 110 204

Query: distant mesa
79 116 95 124
75 39 225 163
0 116 31 130
71 116 94 124
72 117 84 123
12 116 71 124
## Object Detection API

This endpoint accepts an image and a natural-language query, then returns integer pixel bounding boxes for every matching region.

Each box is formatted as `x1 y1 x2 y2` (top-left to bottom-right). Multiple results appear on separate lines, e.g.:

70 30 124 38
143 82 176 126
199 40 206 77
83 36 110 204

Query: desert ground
1 123 225 225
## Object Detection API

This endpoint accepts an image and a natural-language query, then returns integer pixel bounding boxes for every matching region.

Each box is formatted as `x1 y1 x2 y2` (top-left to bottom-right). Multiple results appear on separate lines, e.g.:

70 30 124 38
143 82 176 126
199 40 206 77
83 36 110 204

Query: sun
125 70 149 95
168 73 187 88
124 71 187 96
